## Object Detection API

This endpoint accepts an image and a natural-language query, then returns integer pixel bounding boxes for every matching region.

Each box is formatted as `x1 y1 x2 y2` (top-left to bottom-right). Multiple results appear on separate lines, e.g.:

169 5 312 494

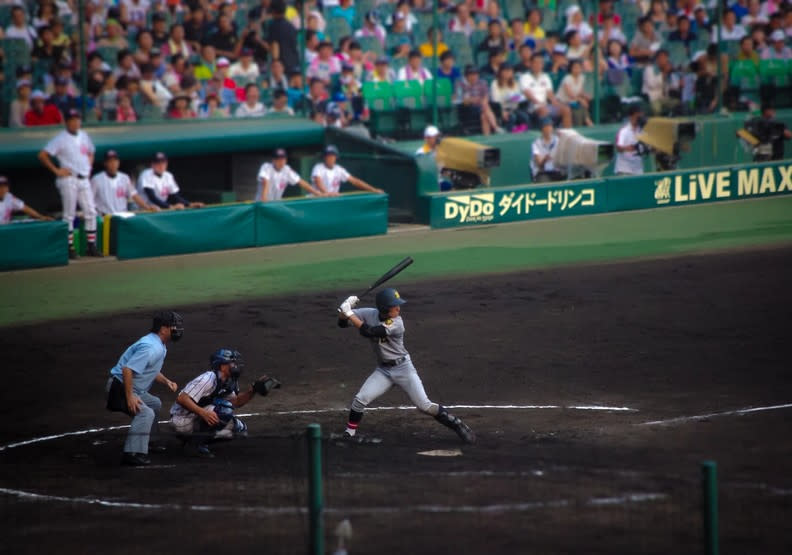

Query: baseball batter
37 108 101 258
0 175 52 224
256 148 322 202
311 144 384 195
168 349 280 458
336 288 476 443
91 150 157 216
106 311 181 466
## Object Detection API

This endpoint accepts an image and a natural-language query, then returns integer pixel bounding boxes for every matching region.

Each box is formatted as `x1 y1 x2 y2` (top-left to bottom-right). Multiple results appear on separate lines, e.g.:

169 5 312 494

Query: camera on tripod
636 117 697 171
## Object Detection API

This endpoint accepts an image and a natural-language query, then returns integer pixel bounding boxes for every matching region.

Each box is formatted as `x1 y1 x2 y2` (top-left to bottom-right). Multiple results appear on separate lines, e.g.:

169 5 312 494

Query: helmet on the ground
210 348 244 377
375 288 407 312
151 310 184 341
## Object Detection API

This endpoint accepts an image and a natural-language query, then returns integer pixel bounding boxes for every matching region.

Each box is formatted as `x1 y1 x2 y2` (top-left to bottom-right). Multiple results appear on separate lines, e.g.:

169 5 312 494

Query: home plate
417 449 463 457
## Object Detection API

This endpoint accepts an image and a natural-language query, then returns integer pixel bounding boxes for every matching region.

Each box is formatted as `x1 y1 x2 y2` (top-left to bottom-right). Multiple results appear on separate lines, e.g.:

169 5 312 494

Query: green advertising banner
0 220 68 271
430 181 602 229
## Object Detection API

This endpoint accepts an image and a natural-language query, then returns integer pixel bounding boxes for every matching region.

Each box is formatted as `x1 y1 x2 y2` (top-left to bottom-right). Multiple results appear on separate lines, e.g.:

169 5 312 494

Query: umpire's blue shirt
110 333 167 394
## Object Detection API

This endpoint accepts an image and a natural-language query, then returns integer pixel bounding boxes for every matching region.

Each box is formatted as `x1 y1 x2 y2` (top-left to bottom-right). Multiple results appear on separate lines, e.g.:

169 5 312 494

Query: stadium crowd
2 0 792 134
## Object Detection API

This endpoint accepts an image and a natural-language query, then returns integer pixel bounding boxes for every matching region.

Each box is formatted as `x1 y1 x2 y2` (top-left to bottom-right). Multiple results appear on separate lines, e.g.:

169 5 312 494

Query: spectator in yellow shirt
419 27 449 58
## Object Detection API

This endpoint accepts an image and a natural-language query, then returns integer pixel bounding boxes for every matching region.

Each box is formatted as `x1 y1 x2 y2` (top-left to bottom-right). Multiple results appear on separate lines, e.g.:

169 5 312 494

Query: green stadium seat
357 35 384 57
730 59 760 104
665 42 689 69
394 79 426 135
0 5 14 28
96 45 122 68
326 17 352 46
362 80 397 135
504 0 526 20
759 58 789 87
1 38 31 67
386 32 413 56
446 32 474 66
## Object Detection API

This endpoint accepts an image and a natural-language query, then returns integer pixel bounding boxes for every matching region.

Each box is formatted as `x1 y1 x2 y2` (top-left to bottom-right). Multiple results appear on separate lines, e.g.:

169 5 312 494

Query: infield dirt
1 246 790 554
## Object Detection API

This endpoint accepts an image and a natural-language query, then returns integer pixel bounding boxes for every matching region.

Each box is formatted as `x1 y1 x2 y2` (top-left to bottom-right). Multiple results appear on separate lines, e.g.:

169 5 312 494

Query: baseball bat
359 256 414 297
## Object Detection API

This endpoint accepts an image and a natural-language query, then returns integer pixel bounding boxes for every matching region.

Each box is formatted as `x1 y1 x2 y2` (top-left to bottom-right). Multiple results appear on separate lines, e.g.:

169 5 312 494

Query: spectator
32 2 56 31
751 27 768 52
287 71 304 107
742 0 769 27
240 20 269 66
149 47 166 78
140 63 173 112
120 0 150 32
8 79 32 128
388 13 412 59
179 74 202 110
437 50 461 83
98 19 129 49
113 49 142 80
730 0 750 21
388 0 418 33
49 76 79 117
477 19 507 53
550 44 569 74
614 104 645 175
448 3 475 38
557 58 593 126
133 29 155 66
565 29 590 69
163 54 187 93
163 23 192 59
230 47 261 83
329 0 356 28
480 48 506 80
369 56 396 83
116 91 138 121
457 64 501 135
596 12 627 49
167 94 197 119
397 49 433 84
311 144 383 195
520 53 573 128
648 0 667 26
662 11 679 35
209 14 242 60
5 6 37 50
269 88 295 115
539 32 561 68
419 27 449 59
151 13 169 48
606 39 630 74
514 43 535 74
235 83 267 117
24 90 63 126
693 6 712 34
509 18 533 53
691 53 718 114
139 152 204 210
490 63 529 132
184 6 209 52
524 9 546 44
194 44 217 80
669 14 697 52
762 29 792 59
642 49 681 115
92 150 154 216
531 118 562 182
595 0 622 26
268 0 299 73
31 25 65 65
712 9 747 43
736 35 759 67
198 93 230 118
346 41 373 82
478 0 507 30
0 175 52 224
355 11 386 49
629 17 662 65
257 148 320 202
564 5 593 44
307 40 342 83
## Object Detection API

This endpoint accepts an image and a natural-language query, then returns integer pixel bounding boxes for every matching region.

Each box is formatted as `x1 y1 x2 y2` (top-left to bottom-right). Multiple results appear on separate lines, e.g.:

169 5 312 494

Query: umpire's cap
376 288 407 312
323 144 339 156
151 311 184 341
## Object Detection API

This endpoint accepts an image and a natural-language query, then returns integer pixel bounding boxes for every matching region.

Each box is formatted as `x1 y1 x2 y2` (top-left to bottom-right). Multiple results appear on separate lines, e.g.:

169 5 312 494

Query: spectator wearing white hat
761 30 792 59
416 125 440 157
564 5 593 44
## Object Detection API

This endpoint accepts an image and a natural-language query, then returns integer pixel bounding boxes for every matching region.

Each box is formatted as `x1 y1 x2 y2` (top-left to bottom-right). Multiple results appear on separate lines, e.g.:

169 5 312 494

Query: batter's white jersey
138 168 180 203
91 171 136 215
170 370 235 418
256 162 301 201
311 162 351 194
0 192 25 225
44 130 95 177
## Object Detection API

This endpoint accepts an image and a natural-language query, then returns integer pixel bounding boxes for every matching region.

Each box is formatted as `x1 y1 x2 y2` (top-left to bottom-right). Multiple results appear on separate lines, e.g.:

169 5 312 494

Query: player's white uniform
91 171 135 216
256 162 301 201
0 192 25 225
311 162 350 194
138 168 180 205
44 129 97 234
169 371 237 435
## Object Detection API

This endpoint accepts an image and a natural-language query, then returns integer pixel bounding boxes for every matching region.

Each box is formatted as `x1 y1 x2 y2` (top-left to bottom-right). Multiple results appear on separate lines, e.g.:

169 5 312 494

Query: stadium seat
393 79 426 133
729 59 760 106
1 38 31 68
504 0 526 20
386 32 413 56
326 17 352 46
759 58 789 87
96 45 122 68
666 42 690 69
445 32 474 66
424 78 457 131
362 80 397 135
357 35 384 57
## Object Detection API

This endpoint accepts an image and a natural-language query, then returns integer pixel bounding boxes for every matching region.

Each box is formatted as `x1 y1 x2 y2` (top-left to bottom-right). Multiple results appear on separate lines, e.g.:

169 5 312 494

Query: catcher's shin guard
435 406 476 444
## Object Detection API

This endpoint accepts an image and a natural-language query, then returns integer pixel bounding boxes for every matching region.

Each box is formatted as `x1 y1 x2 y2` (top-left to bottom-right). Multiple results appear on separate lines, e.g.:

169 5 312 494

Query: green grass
2 196 792 327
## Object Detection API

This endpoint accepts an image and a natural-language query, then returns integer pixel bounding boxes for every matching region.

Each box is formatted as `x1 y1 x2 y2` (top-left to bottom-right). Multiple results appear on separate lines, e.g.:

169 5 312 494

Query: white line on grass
640 403 792 426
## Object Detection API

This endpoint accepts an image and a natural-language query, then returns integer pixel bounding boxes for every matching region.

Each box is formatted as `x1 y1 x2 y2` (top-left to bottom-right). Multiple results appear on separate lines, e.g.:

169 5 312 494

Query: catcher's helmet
210 348 244 377
375 288 407 312
151 310 184 341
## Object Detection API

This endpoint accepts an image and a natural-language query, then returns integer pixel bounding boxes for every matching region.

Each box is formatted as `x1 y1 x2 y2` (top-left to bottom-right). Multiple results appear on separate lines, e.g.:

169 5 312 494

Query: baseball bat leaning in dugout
358 256 414 297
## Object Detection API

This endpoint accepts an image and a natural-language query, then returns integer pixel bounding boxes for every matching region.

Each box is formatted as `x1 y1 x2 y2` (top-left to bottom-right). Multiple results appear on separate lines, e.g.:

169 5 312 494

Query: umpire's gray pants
125 391 161 455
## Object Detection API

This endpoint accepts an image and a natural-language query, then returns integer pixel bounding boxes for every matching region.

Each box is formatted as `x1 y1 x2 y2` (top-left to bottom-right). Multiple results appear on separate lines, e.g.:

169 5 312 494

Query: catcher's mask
210 348 244 378
152 310 184 342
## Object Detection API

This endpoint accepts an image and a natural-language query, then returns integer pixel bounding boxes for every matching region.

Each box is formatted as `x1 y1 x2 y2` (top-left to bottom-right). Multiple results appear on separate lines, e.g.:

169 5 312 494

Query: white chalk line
640 403 792 426
0 486 667 515
0 404 634 453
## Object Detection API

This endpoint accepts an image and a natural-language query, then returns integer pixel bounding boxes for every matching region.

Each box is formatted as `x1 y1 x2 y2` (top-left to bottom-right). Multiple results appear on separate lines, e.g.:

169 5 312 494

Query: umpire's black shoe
121 452 151 466
86 242 103 257
68 247 79 260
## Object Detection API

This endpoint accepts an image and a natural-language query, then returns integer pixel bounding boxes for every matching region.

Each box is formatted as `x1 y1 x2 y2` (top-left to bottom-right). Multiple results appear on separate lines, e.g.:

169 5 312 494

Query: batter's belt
379 356 407 367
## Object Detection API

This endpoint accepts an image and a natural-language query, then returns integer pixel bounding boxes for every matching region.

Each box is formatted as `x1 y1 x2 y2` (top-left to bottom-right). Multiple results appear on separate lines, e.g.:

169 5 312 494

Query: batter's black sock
345 409 364 436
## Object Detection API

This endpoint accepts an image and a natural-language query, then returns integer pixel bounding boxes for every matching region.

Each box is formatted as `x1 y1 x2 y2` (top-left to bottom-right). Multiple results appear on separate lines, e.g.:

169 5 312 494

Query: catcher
168 348 281 458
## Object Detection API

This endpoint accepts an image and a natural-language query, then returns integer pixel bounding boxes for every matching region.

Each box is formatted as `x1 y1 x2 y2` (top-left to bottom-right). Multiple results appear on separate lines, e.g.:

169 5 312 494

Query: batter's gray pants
353 357 439 415
125 391 161 455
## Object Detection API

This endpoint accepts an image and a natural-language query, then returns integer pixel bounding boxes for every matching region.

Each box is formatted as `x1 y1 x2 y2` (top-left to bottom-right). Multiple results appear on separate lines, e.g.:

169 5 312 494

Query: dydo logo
654 177 671 205
444 193 495 223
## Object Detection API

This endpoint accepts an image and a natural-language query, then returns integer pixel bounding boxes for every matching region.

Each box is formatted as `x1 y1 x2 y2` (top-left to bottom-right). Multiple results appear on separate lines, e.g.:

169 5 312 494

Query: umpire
106 311 181 466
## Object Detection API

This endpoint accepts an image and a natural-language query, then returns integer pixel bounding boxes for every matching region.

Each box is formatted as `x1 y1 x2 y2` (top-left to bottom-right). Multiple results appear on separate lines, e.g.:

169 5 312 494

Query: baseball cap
565 5 581 17
273 148 287 158
770 29 785 41
55 75 70 86
217 57 230 67
375 56 389 64
105 149 119 160
0 176 8 186
241 47 254 56
424 125 440 138
341 62 354 72
553 44 567 54
365 10 378 23
153 152 168 162
15 78 31 89
31 90 46 100
66 108 81 119
152 12 166 21
323 144 339 156
393 11 405 20
464 64 479 75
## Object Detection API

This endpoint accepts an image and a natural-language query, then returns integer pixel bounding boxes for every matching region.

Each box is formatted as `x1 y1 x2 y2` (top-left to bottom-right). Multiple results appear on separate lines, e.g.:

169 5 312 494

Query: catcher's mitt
252 375 281 396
